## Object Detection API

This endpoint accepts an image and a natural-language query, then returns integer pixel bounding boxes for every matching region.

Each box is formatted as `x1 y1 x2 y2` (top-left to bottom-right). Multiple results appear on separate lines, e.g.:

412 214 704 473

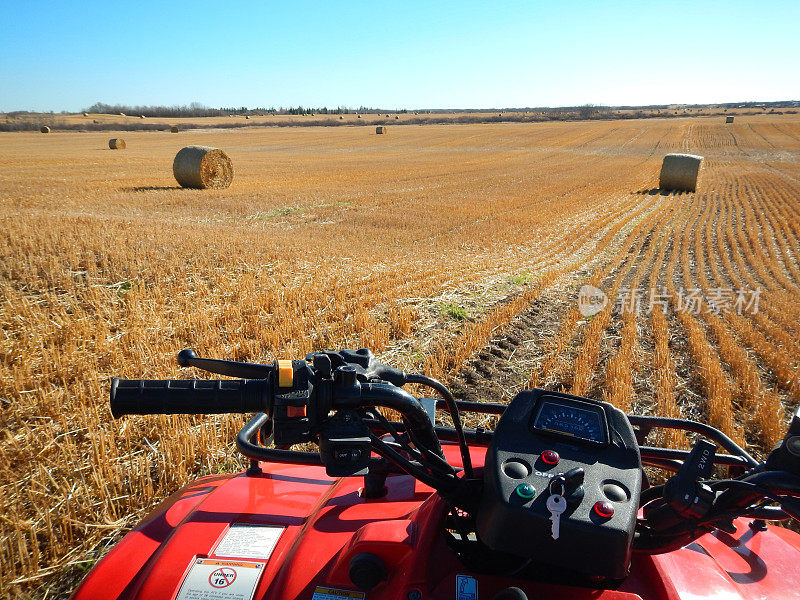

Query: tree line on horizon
80 103 401 118
3 100 797 118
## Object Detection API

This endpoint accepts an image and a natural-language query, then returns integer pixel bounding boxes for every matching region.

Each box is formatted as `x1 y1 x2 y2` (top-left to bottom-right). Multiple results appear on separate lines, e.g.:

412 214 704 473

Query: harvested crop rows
1 115 800 597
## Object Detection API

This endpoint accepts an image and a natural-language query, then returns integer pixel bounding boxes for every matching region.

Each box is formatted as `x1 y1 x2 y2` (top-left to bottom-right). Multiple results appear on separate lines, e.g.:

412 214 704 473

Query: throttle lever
177 349 274 379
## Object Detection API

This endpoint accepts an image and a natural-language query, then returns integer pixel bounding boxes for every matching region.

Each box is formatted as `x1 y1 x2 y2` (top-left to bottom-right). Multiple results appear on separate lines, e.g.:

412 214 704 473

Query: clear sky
1 0 798 112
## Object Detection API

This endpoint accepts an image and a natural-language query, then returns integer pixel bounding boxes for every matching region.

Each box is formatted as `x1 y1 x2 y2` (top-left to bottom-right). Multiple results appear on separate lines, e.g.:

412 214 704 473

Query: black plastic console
476 389 641 580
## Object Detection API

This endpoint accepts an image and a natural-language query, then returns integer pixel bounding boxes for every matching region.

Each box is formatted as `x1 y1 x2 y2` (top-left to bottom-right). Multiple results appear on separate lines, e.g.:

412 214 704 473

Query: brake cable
369 408 457 478
405 373 474 478
368 432 458 493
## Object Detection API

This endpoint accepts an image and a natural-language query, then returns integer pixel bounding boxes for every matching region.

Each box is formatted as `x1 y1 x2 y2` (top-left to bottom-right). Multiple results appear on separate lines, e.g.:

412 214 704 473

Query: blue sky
1 0 798 112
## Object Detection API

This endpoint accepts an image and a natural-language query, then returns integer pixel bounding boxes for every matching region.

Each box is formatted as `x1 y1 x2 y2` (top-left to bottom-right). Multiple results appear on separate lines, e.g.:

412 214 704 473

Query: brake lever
177 349 274 379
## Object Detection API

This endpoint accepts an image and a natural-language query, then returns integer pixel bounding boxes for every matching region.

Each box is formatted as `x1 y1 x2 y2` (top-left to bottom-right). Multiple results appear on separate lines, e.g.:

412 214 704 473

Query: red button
594 501 614 518
541 450 559 465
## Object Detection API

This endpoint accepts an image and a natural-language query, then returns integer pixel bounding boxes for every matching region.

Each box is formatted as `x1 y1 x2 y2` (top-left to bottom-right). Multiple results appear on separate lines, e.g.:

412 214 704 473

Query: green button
515 483 535 499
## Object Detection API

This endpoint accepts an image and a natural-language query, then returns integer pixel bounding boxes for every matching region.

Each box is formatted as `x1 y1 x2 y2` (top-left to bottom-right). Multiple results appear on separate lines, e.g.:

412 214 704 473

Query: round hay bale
82 112 88 117
245 115 250 120
40 126 50 133
170 126 179 133
173 146 233 189
395 115 399 119
376 126 387 134
357 114 361 118
659 153 703 192
140 115 146 119
339 116 343 119
93 119 99 124
108 138 126 150
725 116 734 124
119 112 126 116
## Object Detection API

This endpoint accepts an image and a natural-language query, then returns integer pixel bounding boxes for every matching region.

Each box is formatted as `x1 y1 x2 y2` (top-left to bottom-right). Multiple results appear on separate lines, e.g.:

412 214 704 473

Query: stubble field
2 114 800 597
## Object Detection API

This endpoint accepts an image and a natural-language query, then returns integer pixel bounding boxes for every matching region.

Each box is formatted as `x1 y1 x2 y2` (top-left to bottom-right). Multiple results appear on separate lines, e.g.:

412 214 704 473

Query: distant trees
578 104 600 119
84 102 228 118
81 102 386 117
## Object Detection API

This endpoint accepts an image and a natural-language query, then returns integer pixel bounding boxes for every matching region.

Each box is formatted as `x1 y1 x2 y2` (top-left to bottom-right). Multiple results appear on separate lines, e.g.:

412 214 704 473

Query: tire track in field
429 192 661 389
447 192 669 406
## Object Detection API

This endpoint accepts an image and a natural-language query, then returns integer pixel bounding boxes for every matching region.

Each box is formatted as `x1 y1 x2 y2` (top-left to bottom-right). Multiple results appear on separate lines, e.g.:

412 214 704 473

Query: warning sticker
311 587 365 600
456 574 478 600
214 524 285 560
176 558 264 600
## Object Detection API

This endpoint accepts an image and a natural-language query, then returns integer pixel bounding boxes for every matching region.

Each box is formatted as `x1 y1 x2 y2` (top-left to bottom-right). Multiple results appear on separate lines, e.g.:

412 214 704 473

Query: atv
73 348 800 599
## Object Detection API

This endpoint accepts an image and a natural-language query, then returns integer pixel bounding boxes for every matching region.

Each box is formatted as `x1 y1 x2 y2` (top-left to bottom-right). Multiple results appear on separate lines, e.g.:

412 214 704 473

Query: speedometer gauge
531 396 608 445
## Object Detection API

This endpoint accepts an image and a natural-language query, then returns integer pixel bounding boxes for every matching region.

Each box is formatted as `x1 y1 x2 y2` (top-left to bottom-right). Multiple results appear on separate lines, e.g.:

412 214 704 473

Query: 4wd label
176 558 264 600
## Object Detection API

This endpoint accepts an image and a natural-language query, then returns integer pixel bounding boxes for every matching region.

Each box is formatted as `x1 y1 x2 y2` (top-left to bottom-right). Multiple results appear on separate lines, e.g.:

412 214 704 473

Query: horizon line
5 98 800 115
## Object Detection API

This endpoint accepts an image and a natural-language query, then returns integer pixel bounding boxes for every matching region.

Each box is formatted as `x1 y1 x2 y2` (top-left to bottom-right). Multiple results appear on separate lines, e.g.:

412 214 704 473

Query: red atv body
73 440 800 600
72 349 800 600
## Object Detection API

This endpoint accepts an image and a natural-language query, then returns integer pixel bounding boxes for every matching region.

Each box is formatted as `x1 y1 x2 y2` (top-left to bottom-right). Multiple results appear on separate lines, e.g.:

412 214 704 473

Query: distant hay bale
659 153 703 192
108 138 126 150
140 115 146 119
173 145 233 189
725 116 734 124
170 126 179 133
376 126 387 134
93 119 99 124
245 115 250 119
82 112 88 117
40 126 50 133
357 114 361 118
395 115 399 119
339 116 343 119
119 112 126 116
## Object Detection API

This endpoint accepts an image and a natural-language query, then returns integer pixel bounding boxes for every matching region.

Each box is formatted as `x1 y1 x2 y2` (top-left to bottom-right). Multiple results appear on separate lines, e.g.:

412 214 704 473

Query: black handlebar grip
110 378 270 418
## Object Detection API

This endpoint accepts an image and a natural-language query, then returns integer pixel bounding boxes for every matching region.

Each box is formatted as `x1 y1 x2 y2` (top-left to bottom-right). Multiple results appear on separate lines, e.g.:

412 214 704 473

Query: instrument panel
531 395 609 445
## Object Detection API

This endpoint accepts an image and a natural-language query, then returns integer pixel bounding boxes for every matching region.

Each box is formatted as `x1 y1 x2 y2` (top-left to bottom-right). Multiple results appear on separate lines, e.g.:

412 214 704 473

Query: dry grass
2 115 800 597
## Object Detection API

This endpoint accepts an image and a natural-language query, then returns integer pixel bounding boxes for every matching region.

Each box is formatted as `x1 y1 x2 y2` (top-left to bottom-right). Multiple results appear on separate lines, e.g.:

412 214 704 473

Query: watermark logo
578 285 609 317
618 287 761 315
575 286 762 316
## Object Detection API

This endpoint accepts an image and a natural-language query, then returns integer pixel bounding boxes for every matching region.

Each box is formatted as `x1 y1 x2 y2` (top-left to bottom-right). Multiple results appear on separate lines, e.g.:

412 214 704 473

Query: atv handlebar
110 377 271 418
109 348 800 561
